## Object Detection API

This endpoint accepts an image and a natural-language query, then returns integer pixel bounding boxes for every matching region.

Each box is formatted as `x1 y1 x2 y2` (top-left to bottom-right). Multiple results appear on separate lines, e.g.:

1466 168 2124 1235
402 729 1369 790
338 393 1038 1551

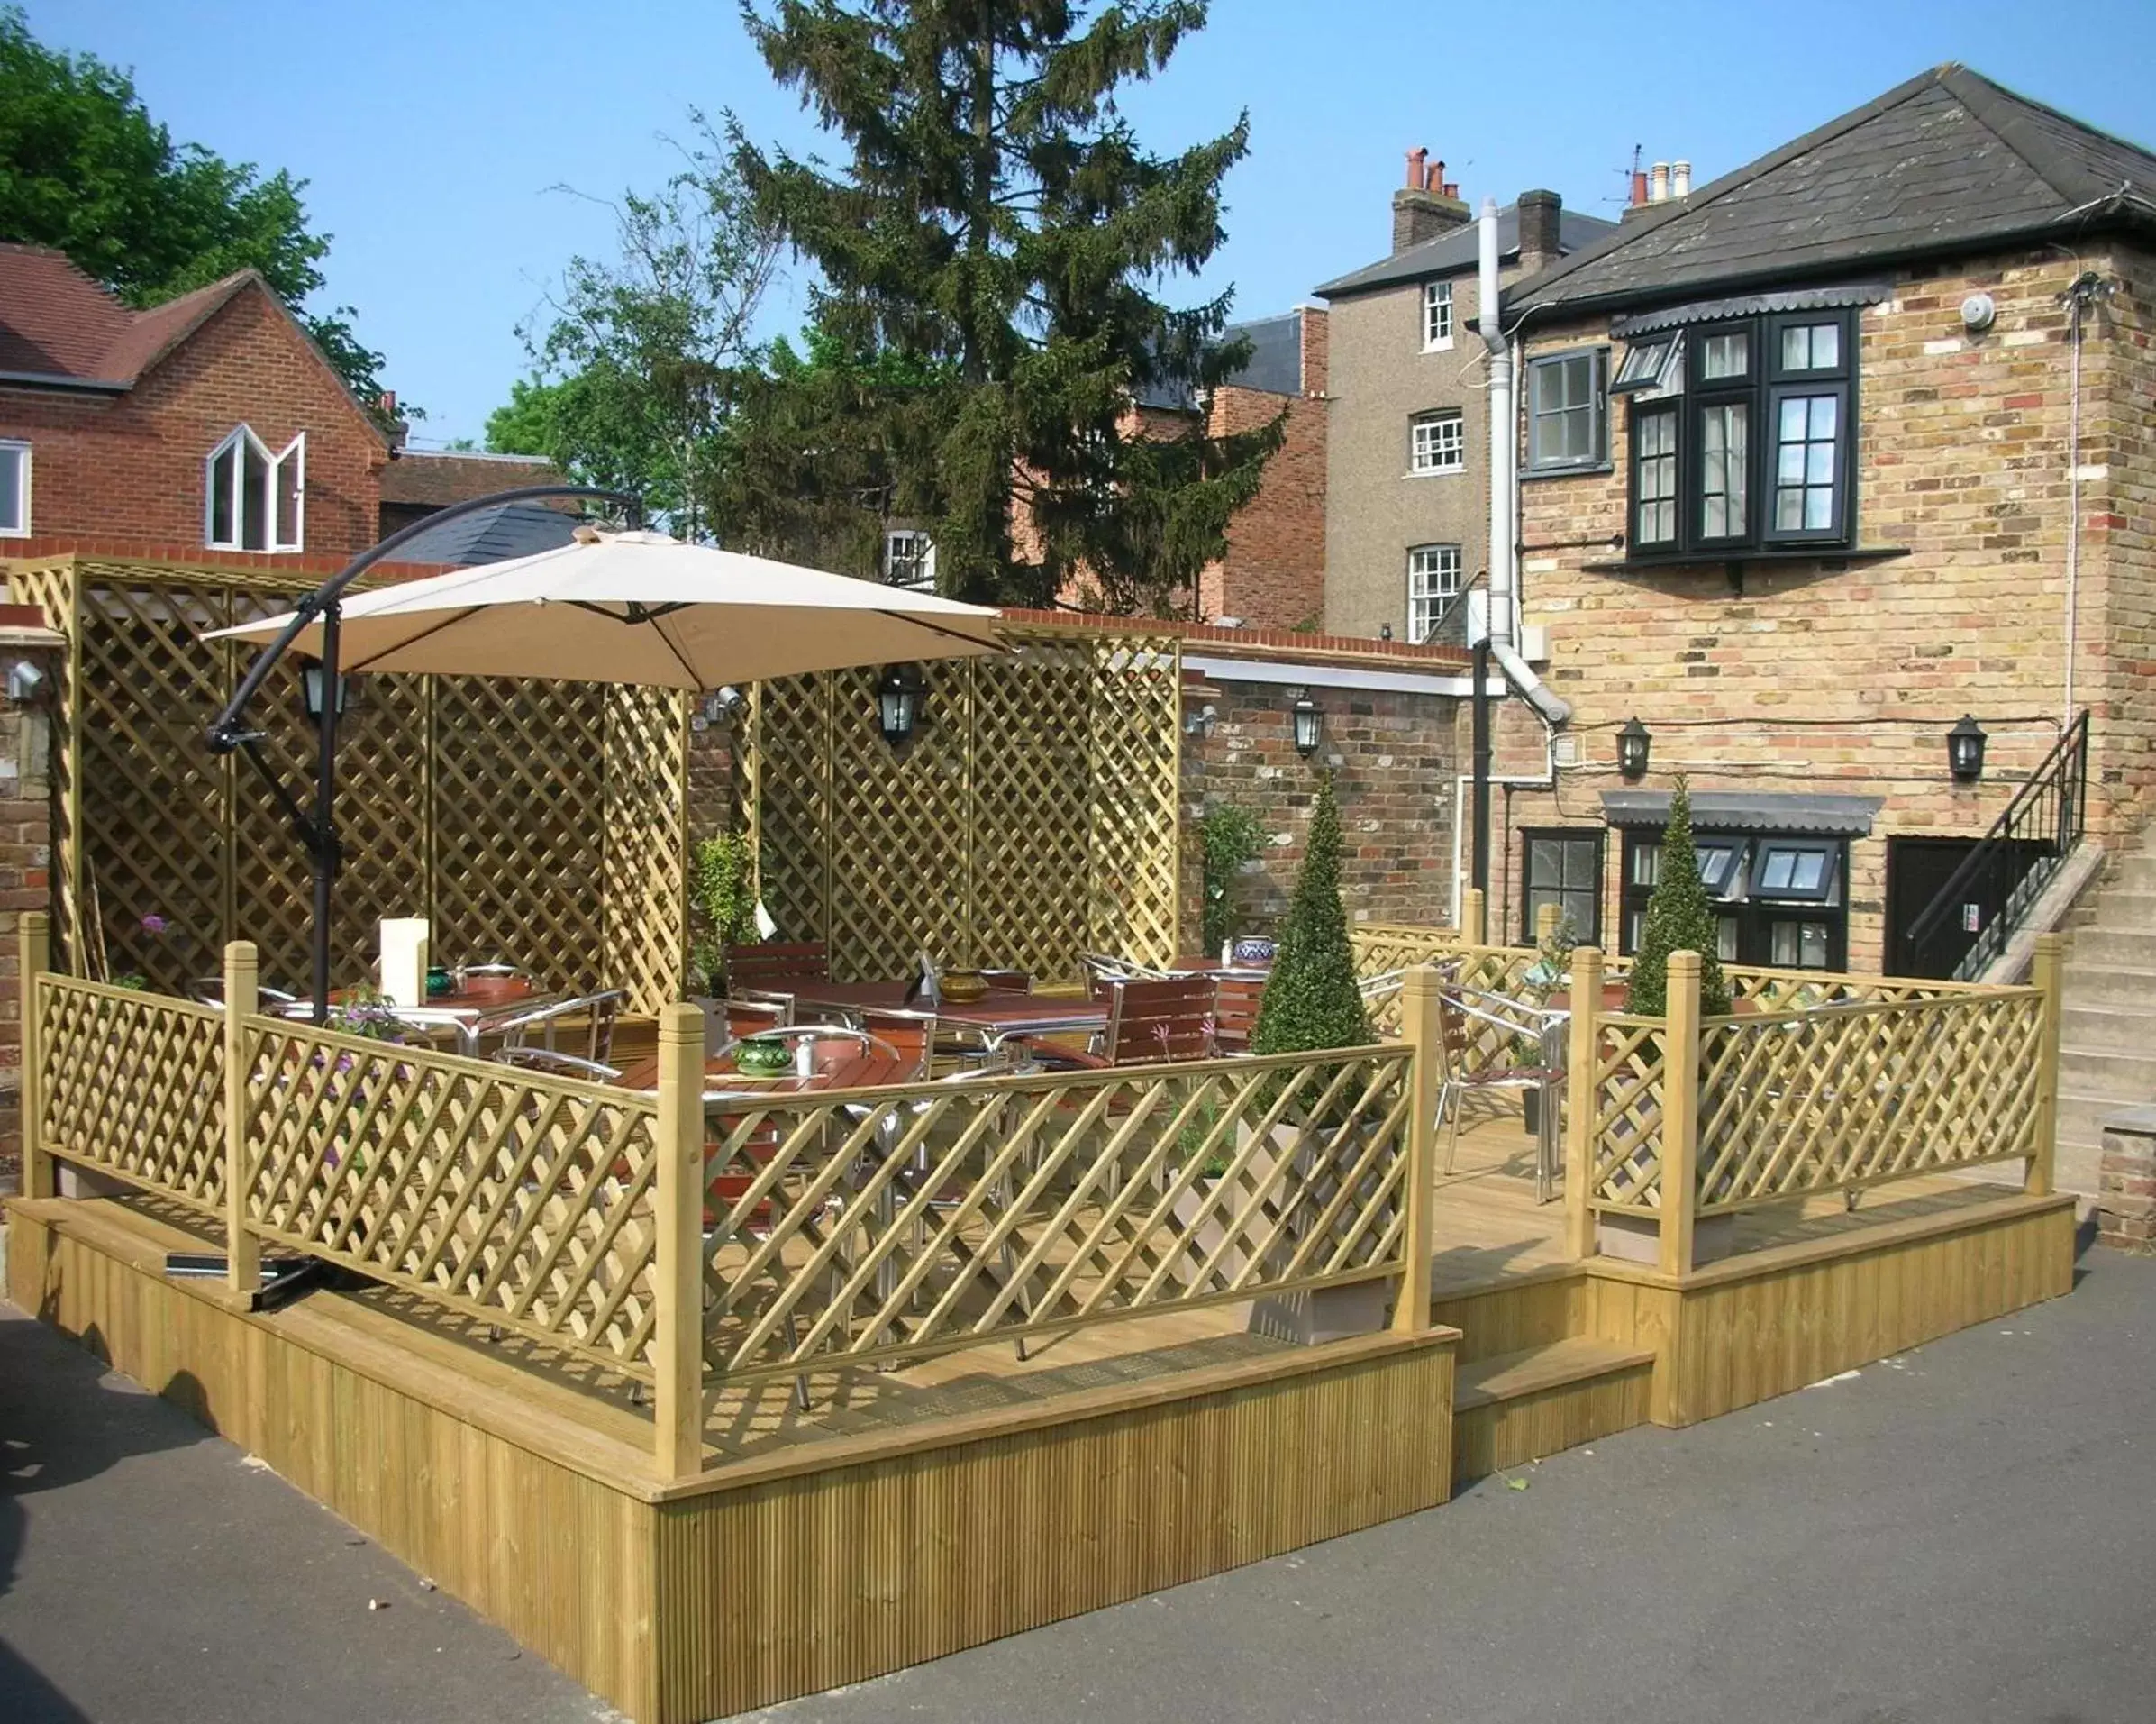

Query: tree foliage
1623 778 1733 1017
1251 776 1370 1056
491 122 779 536
728 0 1281 607
1198 801 1262 955
0 6 396 411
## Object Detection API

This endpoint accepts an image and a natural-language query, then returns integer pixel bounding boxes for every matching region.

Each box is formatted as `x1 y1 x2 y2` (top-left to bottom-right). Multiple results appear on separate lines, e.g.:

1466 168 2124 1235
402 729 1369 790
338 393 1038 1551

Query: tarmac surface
5 1238 2152 1723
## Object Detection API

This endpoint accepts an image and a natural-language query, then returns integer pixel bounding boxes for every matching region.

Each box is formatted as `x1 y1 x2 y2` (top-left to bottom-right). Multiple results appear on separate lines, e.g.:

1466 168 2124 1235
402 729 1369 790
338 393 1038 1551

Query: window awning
1600 790 1880 836
1609 283 1891 340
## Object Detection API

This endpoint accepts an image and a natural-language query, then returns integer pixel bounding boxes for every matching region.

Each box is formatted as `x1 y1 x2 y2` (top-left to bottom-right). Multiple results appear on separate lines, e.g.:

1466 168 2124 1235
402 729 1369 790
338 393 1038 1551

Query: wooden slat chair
723 942 829 994
1013 975 1217 1071
1208 968 1269 1055
980 968 1033 992
486 990 626 1064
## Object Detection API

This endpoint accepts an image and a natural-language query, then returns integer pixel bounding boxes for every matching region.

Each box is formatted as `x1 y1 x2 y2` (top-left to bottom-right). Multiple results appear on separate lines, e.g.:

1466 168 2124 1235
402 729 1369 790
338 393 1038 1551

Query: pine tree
729 0 1282 608
1252 775 1370 1055
1624 778 1733 1017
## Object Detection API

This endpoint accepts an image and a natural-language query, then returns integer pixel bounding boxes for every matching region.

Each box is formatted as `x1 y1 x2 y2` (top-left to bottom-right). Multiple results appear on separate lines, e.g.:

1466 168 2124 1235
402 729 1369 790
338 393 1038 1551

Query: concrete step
2060 964 2156 1008
2068 930 2156 970
2060 1002 2156 1054
2080 890 2156 935
1451 1336 1656 1486
2061 1047 2156 1091
2111 853 2156 893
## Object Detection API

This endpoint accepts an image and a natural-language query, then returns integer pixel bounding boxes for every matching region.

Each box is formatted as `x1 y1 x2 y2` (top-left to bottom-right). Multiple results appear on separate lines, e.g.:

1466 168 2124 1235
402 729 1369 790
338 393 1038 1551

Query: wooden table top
612 1044 917 1096
780 980 1107 1036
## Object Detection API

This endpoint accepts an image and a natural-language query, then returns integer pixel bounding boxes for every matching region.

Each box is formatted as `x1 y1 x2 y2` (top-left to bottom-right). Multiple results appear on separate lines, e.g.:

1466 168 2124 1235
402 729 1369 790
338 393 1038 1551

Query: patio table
277 976 559 1056
775 980 1108 1051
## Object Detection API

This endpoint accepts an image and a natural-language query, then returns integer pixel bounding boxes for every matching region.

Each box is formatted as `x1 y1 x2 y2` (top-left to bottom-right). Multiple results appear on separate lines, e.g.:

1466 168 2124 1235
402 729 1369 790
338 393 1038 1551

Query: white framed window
1406 543 1461 643
1423 280 1454 351
883 527 935 591
205 425 305 552
0 440 29 538
1408 410 1464 475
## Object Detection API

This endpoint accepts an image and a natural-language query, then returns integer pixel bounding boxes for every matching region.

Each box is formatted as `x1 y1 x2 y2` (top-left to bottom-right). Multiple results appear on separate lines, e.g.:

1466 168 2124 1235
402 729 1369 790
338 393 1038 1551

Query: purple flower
141 914 169 936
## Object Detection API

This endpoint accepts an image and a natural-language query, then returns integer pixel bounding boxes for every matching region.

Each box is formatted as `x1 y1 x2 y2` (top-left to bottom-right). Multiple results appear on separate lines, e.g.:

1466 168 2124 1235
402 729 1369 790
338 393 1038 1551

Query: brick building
1314 160 1612 643
1478 65 2156 1191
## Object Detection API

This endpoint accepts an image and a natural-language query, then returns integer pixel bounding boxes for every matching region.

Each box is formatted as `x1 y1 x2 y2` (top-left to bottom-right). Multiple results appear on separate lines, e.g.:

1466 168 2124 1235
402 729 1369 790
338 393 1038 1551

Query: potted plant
1198 801 1263 958
1604 777 1736 1266
687 829 760 993
1515 909 1578 1139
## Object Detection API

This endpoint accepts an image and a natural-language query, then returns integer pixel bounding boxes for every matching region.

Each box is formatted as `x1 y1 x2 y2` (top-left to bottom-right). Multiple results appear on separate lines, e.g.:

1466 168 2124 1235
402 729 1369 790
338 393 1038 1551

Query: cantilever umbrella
210 527 1008 686
209 524 1009 1014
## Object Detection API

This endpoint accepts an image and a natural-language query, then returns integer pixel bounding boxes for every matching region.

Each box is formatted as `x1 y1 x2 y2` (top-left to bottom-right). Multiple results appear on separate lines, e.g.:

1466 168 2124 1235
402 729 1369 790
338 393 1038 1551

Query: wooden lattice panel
37 976 226 1215
737 626 1181 983
9 561 82 967
324 673 433 981
1695 991 2045 1213
431 678 608 990
698 1044 1414 1383
243 1017 664 1374
1586 1015 1669 1214
604 684 689 1012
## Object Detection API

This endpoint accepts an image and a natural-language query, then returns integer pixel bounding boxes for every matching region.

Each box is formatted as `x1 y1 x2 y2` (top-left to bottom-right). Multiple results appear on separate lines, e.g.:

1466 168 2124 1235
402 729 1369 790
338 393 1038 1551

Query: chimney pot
1650 161 1670 204
1630 169 1650 207
1405 147 1427 189
1442 181 1459 198
1673 159 1692 197
1426 158 1445 192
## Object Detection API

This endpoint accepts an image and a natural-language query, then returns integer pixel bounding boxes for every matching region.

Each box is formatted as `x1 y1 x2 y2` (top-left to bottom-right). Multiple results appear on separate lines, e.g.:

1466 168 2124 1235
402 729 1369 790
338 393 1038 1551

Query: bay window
1617 306 1856 559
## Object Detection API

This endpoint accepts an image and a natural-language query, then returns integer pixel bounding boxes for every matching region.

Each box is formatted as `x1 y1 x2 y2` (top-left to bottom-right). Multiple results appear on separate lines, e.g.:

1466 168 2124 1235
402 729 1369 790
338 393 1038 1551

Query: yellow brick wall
1480 243 2154 972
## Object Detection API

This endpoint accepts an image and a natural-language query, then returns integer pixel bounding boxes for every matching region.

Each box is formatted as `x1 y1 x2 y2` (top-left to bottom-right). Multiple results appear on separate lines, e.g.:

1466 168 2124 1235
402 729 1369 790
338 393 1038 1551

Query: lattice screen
737 626 1182 981
15 557 687 1012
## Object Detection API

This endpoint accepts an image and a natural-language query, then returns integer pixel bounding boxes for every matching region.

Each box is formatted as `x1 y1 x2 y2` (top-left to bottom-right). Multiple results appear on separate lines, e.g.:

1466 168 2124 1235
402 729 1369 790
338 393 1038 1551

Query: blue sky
30 1 2156 446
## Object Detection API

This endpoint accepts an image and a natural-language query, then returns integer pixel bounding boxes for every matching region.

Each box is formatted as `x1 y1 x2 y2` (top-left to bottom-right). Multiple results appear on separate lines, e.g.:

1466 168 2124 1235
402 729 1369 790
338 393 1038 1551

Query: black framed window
1521 828 1603 945
1524 348 1607 473
1619 829 1850 971
1752 838 1839 902
1620 306 1856 560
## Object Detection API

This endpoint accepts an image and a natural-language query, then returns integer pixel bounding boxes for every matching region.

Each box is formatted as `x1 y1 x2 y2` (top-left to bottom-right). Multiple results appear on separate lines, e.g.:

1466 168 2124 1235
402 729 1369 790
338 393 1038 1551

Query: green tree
1623 778 1733 1017
0 6 396 410
1251 776 1370 1056
1198 802 1262 954
496 124 779 536
730 0 1281 608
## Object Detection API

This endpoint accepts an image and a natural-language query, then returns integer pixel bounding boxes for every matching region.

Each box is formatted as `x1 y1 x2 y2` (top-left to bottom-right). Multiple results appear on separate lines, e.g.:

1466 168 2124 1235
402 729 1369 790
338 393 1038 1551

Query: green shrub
1623 777 1732 1017
1251 774 1370 1055
1198 802 1263 954
687 829 759 990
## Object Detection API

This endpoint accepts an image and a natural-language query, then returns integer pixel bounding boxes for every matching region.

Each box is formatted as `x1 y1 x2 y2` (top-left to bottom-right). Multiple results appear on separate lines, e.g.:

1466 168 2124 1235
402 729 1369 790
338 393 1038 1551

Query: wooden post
19 910 50 1200
1535 899 1561 948
1564 944 1604 1260
1462 885 1487 946
2028 932 2064 1198
1393 963 1443 1334
224 941 260 1296
653 1001 707 1479
1658 949 1703 1278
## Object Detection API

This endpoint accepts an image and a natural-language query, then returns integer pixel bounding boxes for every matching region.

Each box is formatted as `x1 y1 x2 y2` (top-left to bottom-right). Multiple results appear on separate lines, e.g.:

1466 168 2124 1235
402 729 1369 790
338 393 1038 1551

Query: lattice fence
36 975 226 1215
14 558 687 1011
242 1017 665 1374
698 1045 1415 1383
1581 1014 1669 1216
1695 992 2046 1214
735 626 1180 981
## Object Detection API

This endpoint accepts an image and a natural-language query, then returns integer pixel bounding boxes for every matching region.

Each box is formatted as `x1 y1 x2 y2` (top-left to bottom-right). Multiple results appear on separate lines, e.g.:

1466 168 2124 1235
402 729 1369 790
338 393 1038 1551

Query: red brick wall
1199 382 1326 630
1182 672 1456 942
0 644 59 1186
0 282 386 561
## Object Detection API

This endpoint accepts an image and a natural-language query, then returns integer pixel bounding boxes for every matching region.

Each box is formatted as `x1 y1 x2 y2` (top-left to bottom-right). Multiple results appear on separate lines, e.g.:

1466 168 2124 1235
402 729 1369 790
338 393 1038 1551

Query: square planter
1596 1209 1735 1268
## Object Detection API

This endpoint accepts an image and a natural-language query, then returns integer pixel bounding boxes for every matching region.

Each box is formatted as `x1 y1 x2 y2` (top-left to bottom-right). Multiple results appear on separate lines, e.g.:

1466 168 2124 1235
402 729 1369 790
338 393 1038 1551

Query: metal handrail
1905 710 2090 980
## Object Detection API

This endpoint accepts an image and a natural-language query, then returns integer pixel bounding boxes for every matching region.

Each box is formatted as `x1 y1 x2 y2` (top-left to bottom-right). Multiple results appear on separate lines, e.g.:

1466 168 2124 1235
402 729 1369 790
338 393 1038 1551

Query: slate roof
1508 65 2156 324
392 500 584 566
1133 308 1310 411
1312 202 1617 300
379 448 564 507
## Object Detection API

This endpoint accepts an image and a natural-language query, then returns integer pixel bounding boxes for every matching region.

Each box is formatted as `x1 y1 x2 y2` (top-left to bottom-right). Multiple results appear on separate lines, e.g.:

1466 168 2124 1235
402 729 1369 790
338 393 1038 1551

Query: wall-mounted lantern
1617 716 1651 780
1291 696 1323 757
877 663 925 747
1948 714 1987 783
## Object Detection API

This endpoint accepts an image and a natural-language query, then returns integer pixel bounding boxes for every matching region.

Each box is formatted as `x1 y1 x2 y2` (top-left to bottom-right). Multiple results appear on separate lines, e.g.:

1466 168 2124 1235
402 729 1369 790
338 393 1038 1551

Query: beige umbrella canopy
210 529 1007 685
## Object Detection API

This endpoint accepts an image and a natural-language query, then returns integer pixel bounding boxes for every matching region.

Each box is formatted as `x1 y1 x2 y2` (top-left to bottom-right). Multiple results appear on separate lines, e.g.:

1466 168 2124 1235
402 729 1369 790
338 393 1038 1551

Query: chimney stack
1650 161 1670 204
1392 146 1470 253
1515 189 1563 277
1672 160 1692 198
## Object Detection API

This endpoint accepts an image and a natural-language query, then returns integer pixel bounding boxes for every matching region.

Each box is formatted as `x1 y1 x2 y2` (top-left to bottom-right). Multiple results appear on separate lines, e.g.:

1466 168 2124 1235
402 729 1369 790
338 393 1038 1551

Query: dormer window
205 426 305 552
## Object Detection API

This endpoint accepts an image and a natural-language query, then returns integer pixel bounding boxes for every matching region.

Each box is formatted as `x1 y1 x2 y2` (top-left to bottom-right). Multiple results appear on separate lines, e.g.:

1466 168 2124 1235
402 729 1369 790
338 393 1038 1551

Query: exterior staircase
2056 827 2156 1198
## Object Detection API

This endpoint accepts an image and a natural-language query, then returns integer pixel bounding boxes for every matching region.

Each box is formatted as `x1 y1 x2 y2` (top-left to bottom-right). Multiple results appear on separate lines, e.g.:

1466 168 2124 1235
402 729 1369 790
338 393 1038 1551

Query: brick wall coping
1 540 458 584
2102 1105 2156 1136
997 607 1473 672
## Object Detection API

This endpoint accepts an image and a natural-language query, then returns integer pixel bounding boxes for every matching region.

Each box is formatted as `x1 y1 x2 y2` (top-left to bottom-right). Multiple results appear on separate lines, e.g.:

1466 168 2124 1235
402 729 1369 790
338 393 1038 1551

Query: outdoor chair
1012 975 1218 1071
1208 968 1269 1055
980 968 1033 992
490 1045 623 1083
188 976 300 1011
707 993 792 1054
1435 983 1564 1186
723 942 829 993
486 990 624 1065
1078 951 1170 987
854 1008 938 1082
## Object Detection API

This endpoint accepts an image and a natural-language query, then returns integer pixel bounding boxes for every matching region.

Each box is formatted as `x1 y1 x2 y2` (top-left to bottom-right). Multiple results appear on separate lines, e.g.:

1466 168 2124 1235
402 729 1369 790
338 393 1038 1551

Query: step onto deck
1451 1336 1656 1486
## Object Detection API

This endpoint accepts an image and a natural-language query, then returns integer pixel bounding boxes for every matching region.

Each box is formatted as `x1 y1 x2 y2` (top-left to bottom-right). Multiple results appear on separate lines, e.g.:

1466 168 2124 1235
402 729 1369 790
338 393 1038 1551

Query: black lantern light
300 660 351 721
877 663 924 747
1948 714 1987 783
1616 716 1651 780
1291 696 1323 757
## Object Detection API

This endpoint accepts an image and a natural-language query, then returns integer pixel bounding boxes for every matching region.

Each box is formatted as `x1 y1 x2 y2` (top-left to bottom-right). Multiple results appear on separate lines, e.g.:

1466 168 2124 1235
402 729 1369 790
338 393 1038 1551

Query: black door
1886 836 1985 978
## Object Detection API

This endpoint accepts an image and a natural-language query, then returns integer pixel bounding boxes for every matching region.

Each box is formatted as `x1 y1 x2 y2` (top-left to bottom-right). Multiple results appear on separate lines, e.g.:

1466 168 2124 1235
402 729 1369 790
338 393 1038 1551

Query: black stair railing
1905 710 2090 981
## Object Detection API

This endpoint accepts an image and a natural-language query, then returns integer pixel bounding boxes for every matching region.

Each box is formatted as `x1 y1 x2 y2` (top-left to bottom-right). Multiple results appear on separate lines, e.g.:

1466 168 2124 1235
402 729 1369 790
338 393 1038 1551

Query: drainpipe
1477 198 1570 726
